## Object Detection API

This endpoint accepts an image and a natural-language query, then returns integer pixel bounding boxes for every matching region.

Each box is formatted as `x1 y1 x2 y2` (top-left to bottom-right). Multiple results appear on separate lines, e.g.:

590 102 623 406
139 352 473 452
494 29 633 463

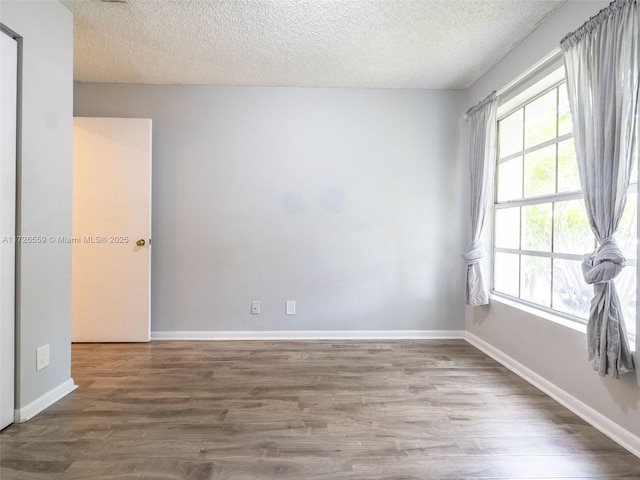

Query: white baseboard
14 378 77 423
465 331 640 459
151 330 465 341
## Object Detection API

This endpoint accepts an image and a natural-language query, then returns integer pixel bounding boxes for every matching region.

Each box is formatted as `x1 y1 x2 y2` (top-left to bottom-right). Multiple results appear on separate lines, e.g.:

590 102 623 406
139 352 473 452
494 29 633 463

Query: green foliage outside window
494 81 636 337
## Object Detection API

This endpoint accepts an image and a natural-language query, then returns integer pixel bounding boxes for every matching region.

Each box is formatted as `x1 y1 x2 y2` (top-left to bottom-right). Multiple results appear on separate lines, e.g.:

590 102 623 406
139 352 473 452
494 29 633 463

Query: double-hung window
493 67 637 338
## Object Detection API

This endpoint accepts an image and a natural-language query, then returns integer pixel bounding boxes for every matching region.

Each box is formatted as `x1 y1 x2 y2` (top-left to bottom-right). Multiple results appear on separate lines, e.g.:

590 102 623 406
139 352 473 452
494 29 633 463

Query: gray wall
74 85 467 333
0 1 73 408
466 0 640 441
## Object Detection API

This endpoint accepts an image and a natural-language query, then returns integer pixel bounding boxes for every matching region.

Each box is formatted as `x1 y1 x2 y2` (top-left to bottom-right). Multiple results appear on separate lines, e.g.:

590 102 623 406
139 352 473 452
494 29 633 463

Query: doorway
0 28 18 430
71 117 152 342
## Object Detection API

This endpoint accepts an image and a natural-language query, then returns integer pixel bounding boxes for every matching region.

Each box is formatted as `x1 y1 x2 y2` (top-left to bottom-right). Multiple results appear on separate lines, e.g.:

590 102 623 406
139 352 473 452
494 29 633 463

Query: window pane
558 84 572 136
525 89 557 149
499 110 524 159
522 204 552 251
521 255 551 307
495 207 520 249
557 139 580 192
524 145 556 197
494 76 636 327
497 157 523 201
495 252 519 297
553 259 591 319
554 199 595 254
615 266 636 337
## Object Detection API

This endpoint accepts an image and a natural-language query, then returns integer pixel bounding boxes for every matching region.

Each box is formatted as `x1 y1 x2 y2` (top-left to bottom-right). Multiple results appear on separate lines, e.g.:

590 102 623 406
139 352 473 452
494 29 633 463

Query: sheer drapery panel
464 93 498 306
561 0 638 377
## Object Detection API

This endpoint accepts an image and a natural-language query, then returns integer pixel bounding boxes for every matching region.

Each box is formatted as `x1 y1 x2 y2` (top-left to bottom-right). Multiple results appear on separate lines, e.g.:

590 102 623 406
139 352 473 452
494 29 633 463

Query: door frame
0 23 21 430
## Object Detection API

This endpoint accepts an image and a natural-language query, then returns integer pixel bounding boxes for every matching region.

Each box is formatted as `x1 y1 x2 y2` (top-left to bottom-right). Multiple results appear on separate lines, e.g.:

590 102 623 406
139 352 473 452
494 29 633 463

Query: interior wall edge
1 0 74 414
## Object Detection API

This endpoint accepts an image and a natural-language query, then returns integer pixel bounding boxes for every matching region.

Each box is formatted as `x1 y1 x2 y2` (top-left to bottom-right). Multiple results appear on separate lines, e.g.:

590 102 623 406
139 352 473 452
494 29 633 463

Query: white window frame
492 66 637 339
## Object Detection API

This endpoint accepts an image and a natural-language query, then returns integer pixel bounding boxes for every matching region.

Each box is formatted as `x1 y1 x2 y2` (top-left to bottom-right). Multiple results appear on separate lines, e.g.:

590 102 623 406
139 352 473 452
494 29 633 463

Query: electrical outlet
286 301 296 315
36 344 50 371
251 301 260 315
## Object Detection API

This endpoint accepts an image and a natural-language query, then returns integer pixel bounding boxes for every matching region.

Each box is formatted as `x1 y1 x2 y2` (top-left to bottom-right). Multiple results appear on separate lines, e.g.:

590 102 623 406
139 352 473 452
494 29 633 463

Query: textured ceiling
61 0 566 89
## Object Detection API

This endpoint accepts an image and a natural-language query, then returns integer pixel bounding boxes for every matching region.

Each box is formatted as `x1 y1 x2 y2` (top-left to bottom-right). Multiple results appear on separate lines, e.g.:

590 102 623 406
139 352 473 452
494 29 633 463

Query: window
493 69 637 338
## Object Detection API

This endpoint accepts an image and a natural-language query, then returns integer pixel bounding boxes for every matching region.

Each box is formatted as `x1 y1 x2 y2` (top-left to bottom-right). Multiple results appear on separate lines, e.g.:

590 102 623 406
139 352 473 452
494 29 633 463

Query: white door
0 31 17 430
72 117 152 342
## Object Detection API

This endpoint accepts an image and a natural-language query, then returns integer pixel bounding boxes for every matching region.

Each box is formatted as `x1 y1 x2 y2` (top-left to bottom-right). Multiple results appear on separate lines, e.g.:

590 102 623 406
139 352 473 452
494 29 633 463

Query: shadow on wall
472 303 491 326
280 188 347 215
602 361 640 414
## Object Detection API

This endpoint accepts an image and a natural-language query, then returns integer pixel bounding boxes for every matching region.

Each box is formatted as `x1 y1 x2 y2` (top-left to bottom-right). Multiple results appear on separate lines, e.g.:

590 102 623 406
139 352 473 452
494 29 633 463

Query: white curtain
561 0 638 377
464 93 498 306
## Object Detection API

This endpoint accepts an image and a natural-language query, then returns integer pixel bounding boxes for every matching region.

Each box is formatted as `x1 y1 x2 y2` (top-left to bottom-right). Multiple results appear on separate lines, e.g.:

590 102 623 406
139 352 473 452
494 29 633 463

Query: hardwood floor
1 340 640 479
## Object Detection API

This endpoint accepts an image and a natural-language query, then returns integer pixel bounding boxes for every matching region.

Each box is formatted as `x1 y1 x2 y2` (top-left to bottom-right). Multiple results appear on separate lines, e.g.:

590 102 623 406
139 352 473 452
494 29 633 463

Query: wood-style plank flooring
1 340 640 479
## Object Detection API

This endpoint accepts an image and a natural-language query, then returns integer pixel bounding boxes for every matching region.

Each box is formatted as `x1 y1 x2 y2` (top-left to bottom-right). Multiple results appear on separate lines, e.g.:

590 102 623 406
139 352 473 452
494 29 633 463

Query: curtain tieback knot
581 237 626 285
463 241 485 266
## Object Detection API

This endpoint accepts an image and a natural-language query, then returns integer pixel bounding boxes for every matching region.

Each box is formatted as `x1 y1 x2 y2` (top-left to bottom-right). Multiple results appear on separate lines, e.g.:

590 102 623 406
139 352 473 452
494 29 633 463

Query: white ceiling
62 0 566 89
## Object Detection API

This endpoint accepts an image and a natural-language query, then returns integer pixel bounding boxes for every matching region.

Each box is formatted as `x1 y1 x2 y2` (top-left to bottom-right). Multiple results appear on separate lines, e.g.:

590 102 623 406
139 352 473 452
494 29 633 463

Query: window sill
490 293 636 353
491 293 586 333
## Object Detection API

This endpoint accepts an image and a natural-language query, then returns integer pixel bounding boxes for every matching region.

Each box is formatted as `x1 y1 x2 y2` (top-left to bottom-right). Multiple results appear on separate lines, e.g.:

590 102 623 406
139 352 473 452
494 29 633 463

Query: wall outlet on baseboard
36 344 50 371
251 301 260 315
286 301 296 315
